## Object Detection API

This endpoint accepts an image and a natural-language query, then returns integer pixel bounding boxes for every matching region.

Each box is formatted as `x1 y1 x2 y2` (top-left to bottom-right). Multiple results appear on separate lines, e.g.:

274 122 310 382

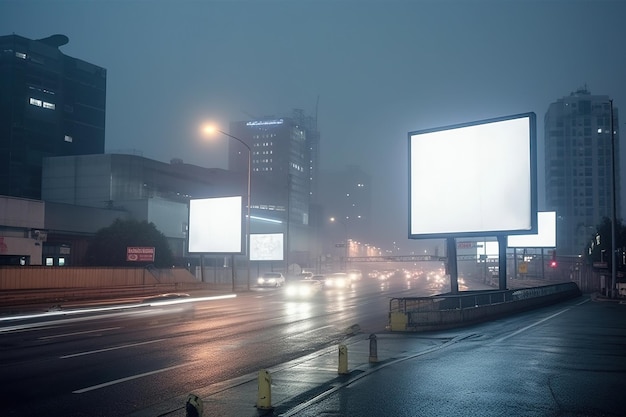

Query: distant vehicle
257 272 286 287
324 272 352 289
141 293 191 304
140 293 195 319
347 269 362 281
285 279 323 298
299 271 314 280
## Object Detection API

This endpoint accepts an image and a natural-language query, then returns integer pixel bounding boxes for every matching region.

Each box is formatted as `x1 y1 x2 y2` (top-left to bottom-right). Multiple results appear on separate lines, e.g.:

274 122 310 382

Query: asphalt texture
120 294 626 417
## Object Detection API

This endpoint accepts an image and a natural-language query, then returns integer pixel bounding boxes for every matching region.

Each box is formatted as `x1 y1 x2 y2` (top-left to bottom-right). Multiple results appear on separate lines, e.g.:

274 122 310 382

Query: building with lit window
544 87 620 256
0 33 106 200
229 110 319 267
318 165 372 256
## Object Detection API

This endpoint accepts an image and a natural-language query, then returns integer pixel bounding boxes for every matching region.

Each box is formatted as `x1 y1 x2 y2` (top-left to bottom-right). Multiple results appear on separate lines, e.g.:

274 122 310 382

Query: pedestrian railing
389 282 581 331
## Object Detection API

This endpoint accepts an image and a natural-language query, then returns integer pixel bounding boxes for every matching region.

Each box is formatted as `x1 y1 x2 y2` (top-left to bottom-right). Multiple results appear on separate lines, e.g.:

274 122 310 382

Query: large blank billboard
250 233 284 261
409 113 537 239
188 196 243 254
507 211 556 248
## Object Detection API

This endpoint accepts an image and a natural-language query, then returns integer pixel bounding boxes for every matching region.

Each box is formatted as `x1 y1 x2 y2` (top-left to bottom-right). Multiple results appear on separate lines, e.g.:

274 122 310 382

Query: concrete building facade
0 34 106 200
544 87 620 256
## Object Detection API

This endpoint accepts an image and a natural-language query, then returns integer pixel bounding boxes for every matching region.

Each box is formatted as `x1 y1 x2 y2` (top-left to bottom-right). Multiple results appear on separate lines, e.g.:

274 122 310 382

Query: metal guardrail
389 282 581 331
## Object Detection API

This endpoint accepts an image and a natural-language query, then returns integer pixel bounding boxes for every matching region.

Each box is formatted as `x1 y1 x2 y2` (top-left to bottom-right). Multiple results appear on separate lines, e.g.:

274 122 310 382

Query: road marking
494 298 590 343
73 363 191 394
60 338 166 358
39 327 121 340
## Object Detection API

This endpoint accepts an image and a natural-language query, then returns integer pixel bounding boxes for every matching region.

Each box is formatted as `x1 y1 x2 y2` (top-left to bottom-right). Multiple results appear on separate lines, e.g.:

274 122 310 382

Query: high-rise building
0 34 106 199
229 110 319 267
544 87 620 256
318 165 372 249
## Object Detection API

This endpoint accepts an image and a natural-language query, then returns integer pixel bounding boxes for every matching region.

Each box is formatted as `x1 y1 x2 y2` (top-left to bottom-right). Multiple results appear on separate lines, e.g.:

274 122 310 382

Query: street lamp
609 100 617 298
203 125 251 290
330 216 349 271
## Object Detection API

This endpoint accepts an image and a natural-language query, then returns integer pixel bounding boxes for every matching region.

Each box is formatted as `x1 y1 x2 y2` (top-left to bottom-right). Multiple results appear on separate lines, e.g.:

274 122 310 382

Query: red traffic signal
549 249 557 268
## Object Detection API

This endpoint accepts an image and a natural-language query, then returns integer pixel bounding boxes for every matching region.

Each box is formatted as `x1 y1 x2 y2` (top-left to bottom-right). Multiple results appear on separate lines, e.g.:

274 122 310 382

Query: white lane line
494 298 590 343
39 327 121 340
60 338 166 359
73 363 192 394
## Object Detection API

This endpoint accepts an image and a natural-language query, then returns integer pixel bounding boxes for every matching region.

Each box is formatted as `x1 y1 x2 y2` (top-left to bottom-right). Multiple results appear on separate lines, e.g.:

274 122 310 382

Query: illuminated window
46 258 54 266
58 258 66 266
43 101 55 110
64 135 73 143
30 98 42 107
15 51 26 59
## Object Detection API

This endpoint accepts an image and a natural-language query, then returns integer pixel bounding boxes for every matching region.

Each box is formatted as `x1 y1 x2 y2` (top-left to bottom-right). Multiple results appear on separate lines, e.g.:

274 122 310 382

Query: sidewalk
129 332 455 417
129 294 626 417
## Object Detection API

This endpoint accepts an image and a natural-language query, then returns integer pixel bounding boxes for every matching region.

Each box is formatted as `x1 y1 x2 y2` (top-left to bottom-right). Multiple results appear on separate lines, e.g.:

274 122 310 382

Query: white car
257 272 286 287
324 272 352 289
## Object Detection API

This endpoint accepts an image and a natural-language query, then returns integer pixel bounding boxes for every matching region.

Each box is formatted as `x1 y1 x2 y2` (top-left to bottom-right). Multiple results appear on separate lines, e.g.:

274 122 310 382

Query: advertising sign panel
408 112 537 239
127 246 155 262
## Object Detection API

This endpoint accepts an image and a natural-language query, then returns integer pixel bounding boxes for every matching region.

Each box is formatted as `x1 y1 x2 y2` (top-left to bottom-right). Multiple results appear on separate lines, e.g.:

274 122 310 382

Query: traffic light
549 250 557 268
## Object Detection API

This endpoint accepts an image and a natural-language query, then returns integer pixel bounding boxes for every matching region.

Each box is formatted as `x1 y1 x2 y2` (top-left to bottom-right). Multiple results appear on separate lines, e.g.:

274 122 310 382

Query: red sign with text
126 247 155 262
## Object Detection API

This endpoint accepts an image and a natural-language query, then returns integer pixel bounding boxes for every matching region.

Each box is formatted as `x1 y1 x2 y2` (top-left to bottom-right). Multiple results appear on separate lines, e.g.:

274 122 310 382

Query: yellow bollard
338 344 349 375
256 369 273 410
185 393 203 417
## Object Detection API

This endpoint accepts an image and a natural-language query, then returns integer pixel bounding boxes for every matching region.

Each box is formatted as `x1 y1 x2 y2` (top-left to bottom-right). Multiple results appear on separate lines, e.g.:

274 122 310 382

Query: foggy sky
2 0 625 252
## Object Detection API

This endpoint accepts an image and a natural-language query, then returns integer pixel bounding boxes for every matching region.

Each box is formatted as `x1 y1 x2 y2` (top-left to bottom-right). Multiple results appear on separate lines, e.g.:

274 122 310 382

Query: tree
85 219 174 267
585 217 626 271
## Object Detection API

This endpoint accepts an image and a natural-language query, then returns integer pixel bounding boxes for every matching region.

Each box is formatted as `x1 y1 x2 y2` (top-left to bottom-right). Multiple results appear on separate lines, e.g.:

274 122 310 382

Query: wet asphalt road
289 296 626 417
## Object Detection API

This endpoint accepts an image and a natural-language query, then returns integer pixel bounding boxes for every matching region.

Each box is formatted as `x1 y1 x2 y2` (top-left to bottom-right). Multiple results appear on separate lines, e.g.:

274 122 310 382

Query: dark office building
0 33 106 199
229 110 319 266
544 87 620 256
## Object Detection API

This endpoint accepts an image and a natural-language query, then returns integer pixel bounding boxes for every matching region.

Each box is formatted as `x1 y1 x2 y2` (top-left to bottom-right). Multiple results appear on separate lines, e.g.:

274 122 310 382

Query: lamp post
203 125 251 291
609 99 617 298
330 217 349 271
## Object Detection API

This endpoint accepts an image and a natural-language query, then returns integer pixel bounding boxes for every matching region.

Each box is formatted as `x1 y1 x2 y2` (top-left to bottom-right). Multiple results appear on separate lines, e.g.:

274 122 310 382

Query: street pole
215 129 251 291
610 100 617 298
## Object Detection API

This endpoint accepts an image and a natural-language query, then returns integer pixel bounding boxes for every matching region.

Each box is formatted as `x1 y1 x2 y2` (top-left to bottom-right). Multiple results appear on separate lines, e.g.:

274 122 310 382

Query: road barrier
368 334 378 363
338 344 349 375
185 393 203 417
389 282 581 332
256 369 273 410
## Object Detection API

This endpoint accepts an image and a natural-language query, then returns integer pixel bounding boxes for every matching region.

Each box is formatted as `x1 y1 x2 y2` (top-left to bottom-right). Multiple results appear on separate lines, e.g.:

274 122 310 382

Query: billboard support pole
497 234 507 290
446 238 459 294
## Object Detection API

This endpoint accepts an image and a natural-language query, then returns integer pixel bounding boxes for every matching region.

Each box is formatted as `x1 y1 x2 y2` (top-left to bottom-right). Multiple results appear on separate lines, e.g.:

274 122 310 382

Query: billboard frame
408 112 538 240
187 195 244 255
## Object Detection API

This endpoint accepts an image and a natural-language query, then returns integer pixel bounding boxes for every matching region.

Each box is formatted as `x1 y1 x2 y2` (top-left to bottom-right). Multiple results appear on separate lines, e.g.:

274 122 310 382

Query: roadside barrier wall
0 266 198 290
389 282 581 332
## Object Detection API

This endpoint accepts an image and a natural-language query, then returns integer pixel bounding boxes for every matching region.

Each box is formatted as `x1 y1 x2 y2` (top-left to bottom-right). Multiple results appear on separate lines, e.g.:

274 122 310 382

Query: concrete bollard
256 369 273 410
369 333 378 363
338 344 349 375
185 393 203 417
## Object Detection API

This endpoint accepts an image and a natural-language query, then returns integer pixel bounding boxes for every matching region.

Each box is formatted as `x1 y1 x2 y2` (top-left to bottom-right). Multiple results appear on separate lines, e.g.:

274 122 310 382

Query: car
299 271 314 279
347 269 363 281
257 272 286 287
324 272 352 289
284 279 323 298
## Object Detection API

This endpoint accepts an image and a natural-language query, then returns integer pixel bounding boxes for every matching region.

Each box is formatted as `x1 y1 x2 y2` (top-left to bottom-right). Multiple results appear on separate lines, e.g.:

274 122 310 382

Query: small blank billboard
507 211 556 248
250 233 284 261
188 196 243 254
409 113 537 239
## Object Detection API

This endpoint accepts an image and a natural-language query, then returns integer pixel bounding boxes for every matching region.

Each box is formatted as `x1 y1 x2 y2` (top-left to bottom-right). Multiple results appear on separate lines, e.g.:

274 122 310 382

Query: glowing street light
330 216 349 270
202 124 251 290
